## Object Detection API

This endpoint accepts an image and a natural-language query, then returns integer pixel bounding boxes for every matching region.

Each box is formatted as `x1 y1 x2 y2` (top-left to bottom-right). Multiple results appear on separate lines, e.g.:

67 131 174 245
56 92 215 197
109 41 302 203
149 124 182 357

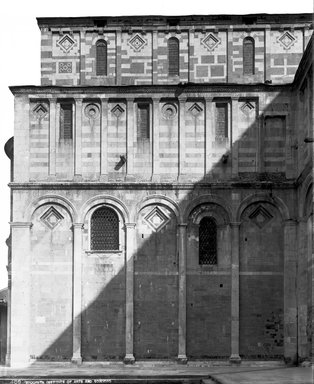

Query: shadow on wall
8 90 313 365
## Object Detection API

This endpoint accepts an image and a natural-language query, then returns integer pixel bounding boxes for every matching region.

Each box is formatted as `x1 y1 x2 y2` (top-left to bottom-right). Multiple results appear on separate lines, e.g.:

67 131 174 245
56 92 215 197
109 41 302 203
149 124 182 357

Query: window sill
85 249 122 254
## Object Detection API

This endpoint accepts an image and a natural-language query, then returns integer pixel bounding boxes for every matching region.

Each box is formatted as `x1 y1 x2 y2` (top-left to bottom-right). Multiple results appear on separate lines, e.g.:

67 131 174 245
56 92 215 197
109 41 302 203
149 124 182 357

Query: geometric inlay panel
57 34 76 53
188 102 203 117
249 205 273 229
111 104 125 118
33 103 48 120
161 103 177 120
40 206 64 229
84 103 100 120
201 33 221 51
128 33 147 52
240 101 255 116
144 206 170 232
276 31 297 50
58 62 72 73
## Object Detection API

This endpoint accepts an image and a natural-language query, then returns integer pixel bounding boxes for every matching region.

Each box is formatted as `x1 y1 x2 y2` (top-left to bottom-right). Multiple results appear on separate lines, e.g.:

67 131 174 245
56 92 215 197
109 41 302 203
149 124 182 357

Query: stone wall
13 87 295 184
37 15 312 86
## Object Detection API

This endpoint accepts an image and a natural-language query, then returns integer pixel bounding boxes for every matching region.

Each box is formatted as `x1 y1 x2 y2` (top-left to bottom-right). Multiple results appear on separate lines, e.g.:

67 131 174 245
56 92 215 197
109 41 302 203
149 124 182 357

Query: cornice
9 180 296 191
36 14 313 30
9 83 292 96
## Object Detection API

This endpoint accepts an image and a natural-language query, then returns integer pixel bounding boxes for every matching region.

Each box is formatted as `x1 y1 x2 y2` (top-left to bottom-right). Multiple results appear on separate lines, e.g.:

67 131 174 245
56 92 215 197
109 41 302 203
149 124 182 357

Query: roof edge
36 13 313 28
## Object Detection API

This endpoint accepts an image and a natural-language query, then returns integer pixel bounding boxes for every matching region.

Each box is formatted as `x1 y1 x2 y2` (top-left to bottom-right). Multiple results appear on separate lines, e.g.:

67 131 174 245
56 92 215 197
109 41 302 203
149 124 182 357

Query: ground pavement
0 361 312 384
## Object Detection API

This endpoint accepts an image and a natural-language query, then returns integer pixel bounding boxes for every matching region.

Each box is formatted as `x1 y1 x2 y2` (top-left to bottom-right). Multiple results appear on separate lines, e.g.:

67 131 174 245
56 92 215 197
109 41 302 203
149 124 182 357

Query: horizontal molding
9 83 292 96
9 180 296 190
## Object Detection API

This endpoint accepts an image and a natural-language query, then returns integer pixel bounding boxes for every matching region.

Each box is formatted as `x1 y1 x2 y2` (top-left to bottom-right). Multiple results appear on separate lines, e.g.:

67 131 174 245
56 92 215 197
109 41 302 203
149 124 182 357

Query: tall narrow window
243 37 255 75
137 103 150 140
215 103 228 139
168 37 179 76
91 207 119 250
60 103 73 140
96 39 107 76
199 217 217 265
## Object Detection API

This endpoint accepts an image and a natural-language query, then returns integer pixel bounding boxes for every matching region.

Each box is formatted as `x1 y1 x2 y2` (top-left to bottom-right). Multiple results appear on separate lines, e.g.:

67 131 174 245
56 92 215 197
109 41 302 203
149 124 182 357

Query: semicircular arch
79 194 130 223
134 194 180 222
26 194 77 222
183 194 233 224
236 193 289 222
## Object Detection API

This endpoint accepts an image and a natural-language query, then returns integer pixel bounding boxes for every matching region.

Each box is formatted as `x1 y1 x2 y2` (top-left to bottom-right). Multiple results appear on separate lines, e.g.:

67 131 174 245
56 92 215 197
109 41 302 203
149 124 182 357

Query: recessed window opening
199 217 217 265
243 37 255 75
96 39 107 76
168 37 179 76
91 207 119 250
60 103 73 140
215 103 228 139
137 103 150 140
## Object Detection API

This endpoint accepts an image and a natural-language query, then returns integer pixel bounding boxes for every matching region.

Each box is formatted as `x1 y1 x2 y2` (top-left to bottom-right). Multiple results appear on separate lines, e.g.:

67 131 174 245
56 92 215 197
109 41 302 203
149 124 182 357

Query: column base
71 355 82 365
124 354 135 364
229 354 241 364
177 355 188 364
5 353 11 367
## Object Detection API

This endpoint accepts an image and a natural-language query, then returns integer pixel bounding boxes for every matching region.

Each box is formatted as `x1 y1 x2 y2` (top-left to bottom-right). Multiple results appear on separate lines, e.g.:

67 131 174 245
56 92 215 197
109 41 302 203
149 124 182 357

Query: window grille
91 207 119 250
168 37 179 76
96 40 107 76
137 103 150 140
215 103 228 139
60 103 73 140
243 37 255 75
199 217 217 265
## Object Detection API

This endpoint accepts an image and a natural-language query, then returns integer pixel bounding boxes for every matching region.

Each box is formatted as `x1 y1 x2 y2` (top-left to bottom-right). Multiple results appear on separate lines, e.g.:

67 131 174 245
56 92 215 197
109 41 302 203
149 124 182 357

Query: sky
0 0 312 289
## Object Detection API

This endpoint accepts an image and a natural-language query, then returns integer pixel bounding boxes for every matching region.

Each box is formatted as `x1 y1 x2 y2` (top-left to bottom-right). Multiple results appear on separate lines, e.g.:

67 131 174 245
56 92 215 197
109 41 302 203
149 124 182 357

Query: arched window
91 207 119 250
96 40 107 76
243 37 255 75
168 37 179 76
199 217 217 265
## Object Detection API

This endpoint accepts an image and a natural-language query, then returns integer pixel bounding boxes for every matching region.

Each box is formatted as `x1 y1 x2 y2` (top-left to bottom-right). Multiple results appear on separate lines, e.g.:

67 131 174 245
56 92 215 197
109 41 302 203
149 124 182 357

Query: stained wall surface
6 14 313 366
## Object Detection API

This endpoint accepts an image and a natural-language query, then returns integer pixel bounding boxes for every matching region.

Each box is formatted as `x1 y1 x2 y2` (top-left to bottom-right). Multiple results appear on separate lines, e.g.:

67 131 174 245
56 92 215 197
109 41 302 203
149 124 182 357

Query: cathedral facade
5 14 313 366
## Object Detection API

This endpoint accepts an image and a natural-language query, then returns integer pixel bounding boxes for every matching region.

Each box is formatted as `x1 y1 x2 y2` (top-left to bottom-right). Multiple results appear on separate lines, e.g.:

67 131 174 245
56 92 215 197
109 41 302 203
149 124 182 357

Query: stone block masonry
5 14 313 366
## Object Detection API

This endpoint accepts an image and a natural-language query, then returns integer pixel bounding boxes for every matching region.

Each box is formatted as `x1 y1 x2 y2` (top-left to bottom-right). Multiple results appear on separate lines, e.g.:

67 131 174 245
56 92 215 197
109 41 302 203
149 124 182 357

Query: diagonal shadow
5 85 313 368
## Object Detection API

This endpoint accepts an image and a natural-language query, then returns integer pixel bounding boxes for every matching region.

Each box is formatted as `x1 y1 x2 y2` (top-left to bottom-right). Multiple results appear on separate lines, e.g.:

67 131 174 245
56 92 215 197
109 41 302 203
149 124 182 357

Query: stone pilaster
71 223 83 365
231 97 239 178
14 96 30 182
49 98 57 177
257 112 264 173
205 97 214 177
152 31 158 84
227 28 233 82
284 219 298 364
178 98 186 180
152 98 160 181
230 222 241 364
124 223 136 364
5 236 11 366
265 27 271 82
74 99 82 178
116 29 122 85
9 222 32 367
126 99 135 181
100 98 109 180
79 30 85 85
178 223 187 363
297 218 310 359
